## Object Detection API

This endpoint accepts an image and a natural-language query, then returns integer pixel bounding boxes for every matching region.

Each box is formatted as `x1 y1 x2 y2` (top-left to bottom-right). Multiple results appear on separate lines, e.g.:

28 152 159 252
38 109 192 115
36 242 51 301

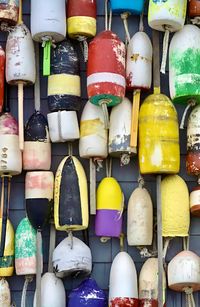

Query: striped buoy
0 219 14 277
0 0 19 27
54 156 89 231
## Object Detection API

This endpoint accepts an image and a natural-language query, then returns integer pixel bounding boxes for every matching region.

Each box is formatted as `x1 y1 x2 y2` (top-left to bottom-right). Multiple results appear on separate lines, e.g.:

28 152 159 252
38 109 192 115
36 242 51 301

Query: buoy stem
48 222 56 273
42 37 53 76
18 0 23 24
100 101 110 129
160 27 170 74
36 230 42 307
180 100 196 130
106 158 112 177
119 233 124 251
90 159 96 215
68 231 73 250
0 176 9 257
34 43 41 112
139 12 144 32
21 275 33 307
104 0 108 30
77 36 88 62
108 7 112 31
121 13 131 43
130 89 141 150
68 142 73 156
18 82 24 151
58 111 64 142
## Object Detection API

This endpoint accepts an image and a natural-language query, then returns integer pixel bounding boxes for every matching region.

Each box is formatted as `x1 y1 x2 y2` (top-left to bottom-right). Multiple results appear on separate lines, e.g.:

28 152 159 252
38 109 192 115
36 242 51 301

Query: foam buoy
110 0 144 14
139 258 166 306
95 177 124 238
0 278 11 307
0 46 5 113
54 156 89 231
0 219 14 277
161 175 190 237
53 235 92 278
127 184 153 246
33 272 66 307
23 111 51 170
109 97 134 163
0 0 19 27
139 93 180 174
109 252 138 306
68 278 107 307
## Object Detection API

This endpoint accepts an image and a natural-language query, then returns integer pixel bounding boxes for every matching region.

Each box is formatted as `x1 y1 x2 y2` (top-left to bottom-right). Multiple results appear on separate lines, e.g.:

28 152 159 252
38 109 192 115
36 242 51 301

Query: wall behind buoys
1 1 200 306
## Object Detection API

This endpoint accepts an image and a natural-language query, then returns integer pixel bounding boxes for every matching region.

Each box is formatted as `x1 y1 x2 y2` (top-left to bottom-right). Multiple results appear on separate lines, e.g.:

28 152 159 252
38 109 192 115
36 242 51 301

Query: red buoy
0 46 5 113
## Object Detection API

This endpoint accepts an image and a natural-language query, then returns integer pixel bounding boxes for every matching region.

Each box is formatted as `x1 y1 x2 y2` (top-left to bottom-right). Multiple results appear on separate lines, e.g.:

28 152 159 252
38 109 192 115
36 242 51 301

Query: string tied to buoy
120 153 130 166
77 36 89 63
100 99 110 129
180 99 197 129
42 36 56 76
21 275 33 307
138 174 145 189
191 17 200 25
160 25 171 74
120 12 131 43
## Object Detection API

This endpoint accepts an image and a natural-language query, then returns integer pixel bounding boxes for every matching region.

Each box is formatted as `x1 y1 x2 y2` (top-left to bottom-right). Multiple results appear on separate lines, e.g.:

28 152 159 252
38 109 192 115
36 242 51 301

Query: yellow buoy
0 219 14 277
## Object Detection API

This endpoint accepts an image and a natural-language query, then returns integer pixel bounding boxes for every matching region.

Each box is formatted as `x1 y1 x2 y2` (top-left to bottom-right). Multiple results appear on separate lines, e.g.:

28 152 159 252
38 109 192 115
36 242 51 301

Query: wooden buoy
0 0 19 27
0 46 5 113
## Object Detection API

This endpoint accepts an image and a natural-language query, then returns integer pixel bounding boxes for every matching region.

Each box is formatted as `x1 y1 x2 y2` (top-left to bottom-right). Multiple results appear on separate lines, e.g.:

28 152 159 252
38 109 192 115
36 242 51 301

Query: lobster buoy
48 40 81 112
0 113 22 175
127 185 153 246
109 97 134 163
0 46 5 113
23 111 51 170
161 175 190 237
68 278 107 307
186 105 200 175
87 30 126 128
190 183 200 217
95 177 124 238
109 252 138 306
139 93 180 174
0 278 11 307
168 250 200 292
139 258 166 307
0 219 14 277
54 156 89 231
169 25 200 104
189 0 200 20
126 32 152 91
53 236 92 278
15 217 37 275
33 273 66 307
25 171 54 230
148 0 187 73
0 0 19 27
110 0 144 14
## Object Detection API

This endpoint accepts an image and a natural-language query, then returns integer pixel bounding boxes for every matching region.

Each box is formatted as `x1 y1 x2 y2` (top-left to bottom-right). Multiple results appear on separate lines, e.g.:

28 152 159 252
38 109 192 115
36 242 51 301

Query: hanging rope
105 0 108 30
77 36 88 62
108 6 112 31
160 26 170 74
139 13 144 32
106 158 112 177
183 237 195 307
180 100 196 129
163 237 171 261
21 275 33 307
121 12 131 43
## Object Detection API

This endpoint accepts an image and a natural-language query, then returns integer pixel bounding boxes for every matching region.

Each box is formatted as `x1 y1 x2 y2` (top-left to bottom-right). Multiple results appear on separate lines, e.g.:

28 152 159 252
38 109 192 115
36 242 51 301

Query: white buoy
0 278 11 307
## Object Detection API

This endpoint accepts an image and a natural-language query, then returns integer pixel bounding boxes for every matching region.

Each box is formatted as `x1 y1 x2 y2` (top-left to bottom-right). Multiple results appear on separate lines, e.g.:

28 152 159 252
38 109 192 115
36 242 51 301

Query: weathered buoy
186 105 200 175
53 235 92 278
0 278 11 307
23 111 51 170
139 258 166 306
0 219 14 277
169 24 200 104
189 0 200 20
68 278 107 307
95 177 124 238
168 250 200 292
87 30 126 128
0 46 5 113
54 156 89 231
139 93 180 174
31 0 66 75
161 175 190 237
109 252 138 306
33 272 66 307
25 171 54 230
109 97 134 163
190 182 200 217
148 0 187 73
0 0 19 27
110 0 144 14
127 185 153 246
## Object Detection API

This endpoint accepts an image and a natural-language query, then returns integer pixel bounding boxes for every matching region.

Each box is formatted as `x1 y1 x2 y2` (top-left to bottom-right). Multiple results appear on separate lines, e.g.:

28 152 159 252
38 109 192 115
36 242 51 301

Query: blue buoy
68 278 107 307
110 0 145 14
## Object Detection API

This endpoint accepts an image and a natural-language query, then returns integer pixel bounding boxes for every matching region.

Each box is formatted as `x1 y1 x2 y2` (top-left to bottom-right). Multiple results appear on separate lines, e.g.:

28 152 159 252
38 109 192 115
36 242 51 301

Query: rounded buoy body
47 111 80 143
95 177 123 238
54 156 89 231
0 278 11 307
0 219 14 277
127 186 153 246
15 217 37 276
169 25 200 104
189 0 200 18
48 40 81 112
109 97 133 157
0 112 22 175
31 0 66 43
53 236 92 278
109 252 138 306
0 46 5 113
186 105 200 175
68 278 107 307
139 258 166 306
87 30 126 107
168 251 200 292
23 111 51 170
139 93 180 174
33 273 66 307
161 175 190 237
190 185 200 217
0 0 19 26
79 100 108 159
126 32 152 90
67 0 97 39
6 23 36 85
110 0 144 14
148 0 187 32
25 171 54 230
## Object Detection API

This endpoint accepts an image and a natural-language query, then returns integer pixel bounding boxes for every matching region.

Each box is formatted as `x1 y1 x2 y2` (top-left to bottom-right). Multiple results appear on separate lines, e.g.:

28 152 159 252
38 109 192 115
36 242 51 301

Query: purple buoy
68 278 107 307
